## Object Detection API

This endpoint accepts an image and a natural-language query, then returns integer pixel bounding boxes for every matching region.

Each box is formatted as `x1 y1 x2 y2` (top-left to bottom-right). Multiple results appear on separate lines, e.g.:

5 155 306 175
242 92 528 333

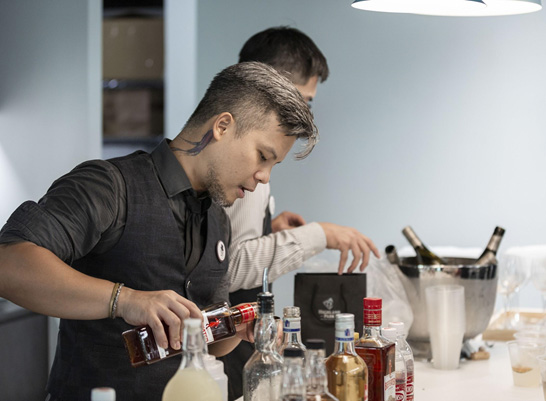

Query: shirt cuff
291 222 327 261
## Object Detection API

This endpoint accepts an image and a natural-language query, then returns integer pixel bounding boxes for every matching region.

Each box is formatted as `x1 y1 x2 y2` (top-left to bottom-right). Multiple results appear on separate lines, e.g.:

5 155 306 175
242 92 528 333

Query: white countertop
236 341 543 401
414 341 541 401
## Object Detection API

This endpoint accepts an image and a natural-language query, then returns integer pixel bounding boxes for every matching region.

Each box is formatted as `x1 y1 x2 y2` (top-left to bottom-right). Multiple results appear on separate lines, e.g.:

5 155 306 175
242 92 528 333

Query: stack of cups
425 284 466 370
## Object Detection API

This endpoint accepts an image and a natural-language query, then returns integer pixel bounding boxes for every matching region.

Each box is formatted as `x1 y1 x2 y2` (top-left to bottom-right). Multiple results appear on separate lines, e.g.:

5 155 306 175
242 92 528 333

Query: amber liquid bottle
123 301 258 367
325 313 368 401
355 298 395 401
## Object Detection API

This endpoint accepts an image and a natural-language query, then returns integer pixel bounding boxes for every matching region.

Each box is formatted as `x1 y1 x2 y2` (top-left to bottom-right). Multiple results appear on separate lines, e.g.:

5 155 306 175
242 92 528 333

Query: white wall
195 1 546 313
0 0 102 367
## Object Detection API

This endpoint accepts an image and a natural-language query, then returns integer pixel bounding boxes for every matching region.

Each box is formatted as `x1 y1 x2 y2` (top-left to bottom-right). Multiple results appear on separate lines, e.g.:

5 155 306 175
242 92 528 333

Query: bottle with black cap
475 226 505 266
281 348 306 401
305 339 339 401
243 292 283 401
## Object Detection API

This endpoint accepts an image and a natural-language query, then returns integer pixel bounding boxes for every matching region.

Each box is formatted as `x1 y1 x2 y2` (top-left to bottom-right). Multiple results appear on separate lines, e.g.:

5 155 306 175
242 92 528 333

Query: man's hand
116 287 202 351
272 211 306 232
318 222 380 275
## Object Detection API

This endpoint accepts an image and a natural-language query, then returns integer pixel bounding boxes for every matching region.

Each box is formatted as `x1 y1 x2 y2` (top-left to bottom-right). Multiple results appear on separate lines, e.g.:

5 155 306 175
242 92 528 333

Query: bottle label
406 372 414 401
363 308 382 326
157 345 167 359
202 311 216 344
384 372 396 400
236 303 256 324
335 327 354 342
283 317 301 333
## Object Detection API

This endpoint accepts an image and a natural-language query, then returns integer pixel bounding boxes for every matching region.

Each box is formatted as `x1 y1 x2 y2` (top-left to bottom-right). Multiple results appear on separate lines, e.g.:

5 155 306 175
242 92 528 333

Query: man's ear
213 112 235 141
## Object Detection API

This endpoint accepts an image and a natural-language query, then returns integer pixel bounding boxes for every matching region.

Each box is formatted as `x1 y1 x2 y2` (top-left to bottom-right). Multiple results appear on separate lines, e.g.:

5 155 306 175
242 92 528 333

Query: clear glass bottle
325 313 368 401
305 339 339 401
475 226 505 266
91 387 116 401
282 348 307 401
402 226 446 265
243 292 283 401
123 301 258 367
385 245 401 266
355 298 395 401
281 306 307 355
162 318 222 401
382 327 407 401
388 322 414 401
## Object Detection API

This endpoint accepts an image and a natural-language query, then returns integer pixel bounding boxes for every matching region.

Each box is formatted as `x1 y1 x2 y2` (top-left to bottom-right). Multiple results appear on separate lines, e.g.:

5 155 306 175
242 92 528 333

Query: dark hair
239 26 329 85
184 62 318 159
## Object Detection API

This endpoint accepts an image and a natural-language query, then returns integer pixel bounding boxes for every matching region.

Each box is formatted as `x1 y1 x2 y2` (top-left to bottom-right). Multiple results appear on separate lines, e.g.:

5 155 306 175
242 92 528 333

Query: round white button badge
216 240 226 262
269 195 275 216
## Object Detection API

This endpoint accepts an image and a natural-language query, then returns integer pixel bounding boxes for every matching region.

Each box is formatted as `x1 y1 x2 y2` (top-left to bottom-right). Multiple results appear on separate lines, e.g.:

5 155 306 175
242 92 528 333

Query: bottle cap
305 339 326 350
283 348 305 358
382 327 397 342
335 313 354 329
363 298 382 326
184 318 202 333
494 226 505 235
388 321 405 336
283 306 301 318
257 292 274 314
91 387 116 401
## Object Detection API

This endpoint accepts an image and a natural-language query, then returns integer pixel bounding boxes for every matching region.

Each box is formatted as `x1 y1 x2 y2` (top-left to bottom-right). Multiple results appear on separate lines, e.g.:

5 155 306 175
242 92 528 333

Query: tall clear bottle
402 226 446 265
281 306 307 355
243 292 283 401
305 339 339 401
475 226 505 266
162 318 222 401
388 322 414 401
325 313 368 401
355 298 395 401
382 328 407 401
282 348 307 401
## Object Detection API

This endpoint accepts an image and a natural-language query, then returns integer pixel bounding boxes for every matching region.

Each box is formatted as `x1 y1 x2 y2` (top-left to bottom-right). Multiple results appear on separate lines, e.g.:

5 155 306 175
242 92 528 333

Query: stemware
497 253 529 329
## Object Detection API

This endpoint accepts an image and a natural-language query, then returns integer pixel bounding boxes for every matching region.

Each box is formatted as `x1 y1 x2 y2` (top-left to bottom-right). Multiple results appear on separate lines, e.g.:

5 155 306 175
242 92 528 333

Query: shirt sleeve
0 160 125 264
225 183 327 292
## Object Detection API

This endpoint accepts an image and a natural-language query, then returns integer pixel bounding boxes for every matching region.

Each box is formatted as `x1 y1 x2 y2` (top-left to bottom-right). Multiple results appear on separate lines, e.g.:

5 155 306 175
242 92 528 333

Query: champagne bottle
123 301 258 367
402 226 446 265
385 245 400 265
162 318 222 401
474 226 505 266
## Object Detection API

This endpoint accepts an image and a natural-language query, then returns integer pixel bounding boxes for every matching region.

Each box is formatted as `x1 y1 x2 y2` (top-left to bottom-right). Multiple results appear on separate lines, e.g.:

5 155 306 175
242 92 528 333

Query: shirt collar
150 139 212 212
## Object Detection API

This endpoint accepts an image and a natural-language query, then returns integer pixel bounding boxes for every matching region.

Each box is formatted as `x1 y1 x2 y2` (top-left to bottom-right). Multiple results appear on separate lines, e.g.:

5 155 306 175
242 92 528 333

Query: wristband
109 282 124 319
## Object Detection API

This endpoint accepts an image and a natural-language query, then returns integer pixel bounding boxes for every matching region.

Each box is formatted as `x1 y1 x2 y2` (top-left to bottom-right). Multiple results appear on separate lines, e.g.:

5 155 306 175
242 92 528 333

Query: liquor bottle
388 322 414 401
280 306 307 355
243 292 283 401
325 313 368 401
474 226 505 266
385 245 401 265
282 348 307 401
123 301 258 367
162 318 222 401
91 387 116 401
355 298 395 401
382 328 407 401
402 226 447 265
305 339 339 401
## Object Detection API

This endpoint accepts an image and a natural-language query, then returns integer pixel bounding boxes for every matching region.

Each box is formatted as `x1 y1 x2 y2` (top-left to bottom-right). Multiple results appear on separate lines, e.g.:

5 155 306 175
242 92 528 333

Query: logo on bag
323 297 334 310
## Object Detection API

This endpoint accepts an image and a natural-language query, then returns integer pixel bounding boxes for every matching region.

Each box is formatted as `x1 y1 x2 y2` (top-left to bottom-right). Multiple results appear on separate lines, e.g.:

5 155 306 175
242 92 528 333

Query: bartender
0 62 318 401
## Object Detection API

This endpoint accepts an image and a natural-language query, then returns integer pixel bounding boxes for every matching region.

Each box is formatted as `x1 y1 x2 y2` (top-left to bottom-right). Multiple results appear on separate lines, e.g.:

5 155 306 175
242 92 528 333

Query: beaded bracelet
109 282 124 319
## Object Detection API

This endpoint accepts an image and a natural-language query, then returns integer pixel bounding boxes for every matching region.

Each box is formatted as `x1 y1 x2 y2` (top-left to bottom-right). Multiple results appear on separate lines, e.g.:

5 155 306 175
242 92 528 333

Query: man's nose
255 168 271 184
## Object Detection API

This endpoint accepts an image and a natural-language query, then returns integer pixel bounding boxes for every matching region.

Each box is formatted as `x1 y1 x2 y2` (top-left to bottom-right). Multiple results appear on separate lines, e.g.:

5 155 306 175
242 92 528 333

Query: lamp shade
351 0 542 15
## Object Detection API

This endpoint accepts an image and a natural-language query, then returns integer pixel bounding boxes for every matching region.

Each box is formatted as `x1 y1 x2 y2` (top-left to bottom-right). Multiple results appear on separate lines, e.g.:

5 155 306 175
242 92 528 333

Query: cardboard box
103 17 164 80
103 89 164 138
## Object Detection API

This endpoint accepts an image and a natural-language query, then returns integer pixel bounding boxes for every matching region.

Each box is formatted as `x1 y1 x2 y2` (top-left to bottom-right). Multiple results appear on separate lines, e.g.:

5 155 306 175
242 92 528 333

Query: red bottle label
237 303 256 323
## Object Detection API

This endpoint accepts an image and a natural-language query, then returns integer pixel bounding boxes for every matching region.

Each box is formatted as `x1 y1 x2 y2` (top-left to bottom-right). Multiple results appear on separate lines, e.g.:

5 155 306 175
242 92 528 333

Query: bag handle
310 283 350 326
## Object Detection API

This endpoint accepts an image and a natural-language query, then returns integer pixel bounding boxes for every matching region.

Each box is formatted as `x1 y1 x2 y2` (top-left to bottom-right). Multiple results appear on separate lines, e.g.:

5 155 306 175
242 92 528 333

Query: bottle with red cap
355 298 395 401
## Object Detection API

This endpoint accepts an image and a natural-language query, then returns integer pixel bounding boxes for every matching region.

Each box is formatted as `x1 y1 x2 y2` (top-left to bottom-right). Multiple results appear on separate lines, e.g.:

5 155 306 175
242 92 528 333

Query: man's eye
259 152 267 162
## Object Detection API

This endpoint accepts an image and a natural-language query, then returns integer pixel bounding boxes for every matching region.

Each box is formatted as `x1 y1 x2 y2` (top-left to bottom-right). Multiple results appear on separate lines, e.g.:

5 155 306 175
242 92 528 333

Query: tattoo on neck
172 129 214 156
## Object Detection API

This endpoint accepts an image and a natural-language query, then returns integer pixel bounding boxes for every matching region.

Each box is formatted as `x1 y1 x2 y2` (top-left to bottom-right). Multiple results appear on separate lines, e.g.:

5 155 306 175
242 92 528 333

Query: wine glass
497 253 529 329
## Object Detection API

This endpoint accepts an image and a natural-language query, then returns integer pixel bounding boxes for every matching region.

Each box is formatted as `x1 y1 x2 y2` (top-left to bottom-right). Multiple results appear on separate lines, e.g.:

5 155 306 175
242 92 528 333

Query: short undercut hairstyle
239 26 329 86
184 62 318 159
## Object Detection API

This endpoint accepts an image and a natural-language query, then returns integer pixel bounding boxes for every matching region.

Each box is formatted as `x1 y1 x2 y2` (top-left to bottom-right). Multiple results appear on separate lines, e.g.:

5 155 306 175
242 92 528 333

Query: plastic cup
507 341 543 387
514 329 546 346
537 355 546 399
425 284 465 370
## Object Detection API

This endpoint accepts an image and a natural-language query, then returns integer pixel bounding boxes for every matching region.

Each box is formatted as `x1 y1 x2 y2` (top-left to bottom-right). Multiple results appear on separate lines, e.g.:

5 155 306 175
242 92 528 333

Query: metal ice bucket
397 257 497 357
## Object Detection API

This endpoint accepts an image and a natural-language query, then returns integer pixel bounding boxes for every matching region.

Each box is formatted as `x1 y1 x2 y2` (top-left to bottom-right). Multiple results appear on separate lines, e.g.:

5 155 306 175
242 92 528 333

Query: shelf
103 79 163 90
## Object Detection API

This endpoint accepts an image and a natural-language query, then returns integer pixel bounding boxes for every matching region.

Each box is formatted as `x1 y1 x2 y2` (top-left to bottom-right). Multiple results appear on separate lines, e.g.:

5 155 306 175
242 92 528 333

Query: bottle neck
179 328 206 371
333 326 357 354
282 317 304 347
363 324 382 339
305 349 329 394
255 312 278 352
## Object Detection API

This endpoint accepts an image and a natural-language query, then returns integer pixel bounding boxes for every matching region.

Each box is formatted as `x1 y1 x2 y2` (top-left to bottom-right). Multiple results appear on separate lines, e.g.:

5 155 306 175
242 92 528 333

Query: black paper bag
294 273 366 355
